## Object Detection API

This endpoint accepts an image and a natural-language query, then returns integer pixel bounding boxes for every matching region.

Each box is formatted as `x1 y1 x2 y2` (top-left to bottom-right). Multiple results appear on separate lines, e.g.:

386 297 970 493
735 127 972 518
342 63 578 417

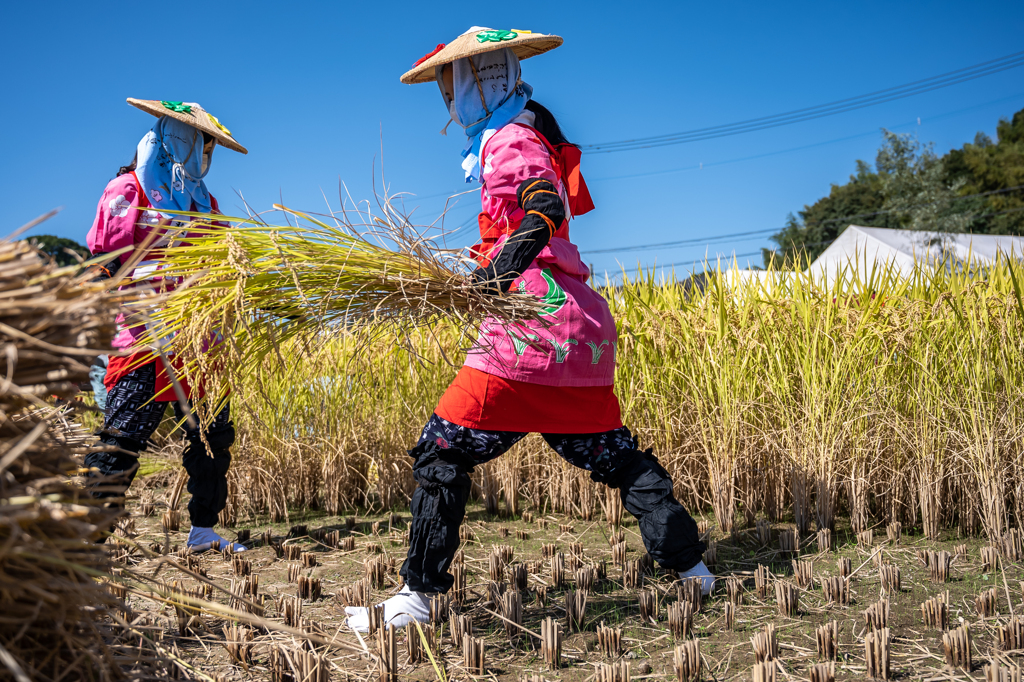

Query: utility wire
588 91 1024 182
582 50 1024 153
406 91 1024 203
582 184 1024 256
582 228 779 255
430 183 1024 262
600 205 1024 283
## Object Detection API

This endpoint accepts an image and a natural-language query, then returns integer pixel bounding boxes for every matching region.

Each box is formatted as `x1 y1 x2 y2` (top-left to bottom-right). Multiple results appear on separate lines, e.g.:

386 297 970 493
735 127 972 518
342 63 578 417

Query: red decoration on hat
413 43 446 67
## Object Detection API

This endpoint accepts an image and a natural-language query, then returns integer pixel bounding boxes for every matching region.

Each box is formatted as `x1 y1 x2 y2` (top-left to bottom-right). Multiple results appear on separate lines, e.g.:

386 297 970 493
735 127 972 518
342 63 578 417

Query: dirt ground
112 457 1024 681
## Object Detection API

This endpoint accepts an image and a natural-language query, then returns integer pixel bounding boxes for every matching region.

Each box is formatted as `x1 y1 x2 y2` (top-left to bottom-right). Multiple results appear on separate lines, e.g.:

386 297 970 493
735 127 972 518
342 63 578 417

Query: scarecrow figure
346 27 712 630
86 99 249 553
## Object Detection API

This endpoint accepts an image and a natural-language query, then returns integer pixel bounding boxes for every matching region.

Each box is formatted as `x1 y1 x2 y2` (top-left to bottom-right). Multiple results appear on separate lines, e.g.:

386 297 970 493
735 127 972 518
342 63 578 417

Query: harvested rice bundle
0 232 138 680
134 203 548 407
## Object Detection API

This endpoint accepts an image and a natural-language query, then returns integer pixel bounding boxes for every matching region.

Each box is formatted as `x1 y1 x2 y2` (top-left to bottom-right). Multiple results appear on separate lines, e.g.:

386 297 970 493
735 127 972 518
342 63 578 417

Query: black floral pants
84 362 235 528
399 414 705 593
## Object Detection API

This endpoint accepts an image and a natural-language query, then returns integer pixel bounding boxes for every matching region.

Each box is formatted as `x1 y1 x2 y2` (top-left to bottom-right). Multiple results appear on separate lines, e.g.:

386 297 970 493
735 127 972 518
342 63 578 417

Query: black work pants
399 413 705 593
84 362 235 528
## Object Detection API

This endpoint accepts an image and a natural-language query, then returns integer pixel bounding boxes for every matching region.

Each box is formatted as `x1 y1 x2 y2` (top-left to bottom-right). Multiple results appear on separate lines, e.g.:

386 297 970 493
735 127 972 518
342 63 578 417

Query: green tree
944 109 1024 235
28 235 89 267
763 160 897 267
765 106 1024 268
873 129 972 233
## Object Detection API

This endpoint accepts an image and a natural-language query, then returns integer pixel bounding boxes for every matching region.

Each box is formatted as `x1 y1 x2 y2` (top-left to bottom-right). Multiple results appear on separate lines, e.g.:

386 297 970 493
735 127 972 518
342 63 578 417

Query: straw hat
127 98 248 154
400 27 562 85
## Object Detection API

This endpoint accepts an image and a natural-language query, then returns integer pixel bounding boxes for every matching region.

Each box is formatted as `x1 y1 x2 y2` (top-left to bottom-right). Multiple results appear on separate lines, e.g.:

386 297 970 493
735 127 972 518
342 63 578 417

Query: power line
599 205 1024 284
581 184 1024 256
582 227 780 255
406 91 1024 202
582 50 1024 153
436 211 480 244
588 90 1024 183
429 182 1024 265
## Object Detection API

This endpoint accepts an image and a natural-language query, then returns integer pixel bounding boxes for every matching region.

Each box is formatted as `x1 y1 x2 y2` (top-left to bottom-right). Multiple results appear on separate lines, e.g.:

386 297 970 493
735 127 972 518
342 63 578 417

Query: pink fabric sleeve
86 174 143 256
481 125 559 202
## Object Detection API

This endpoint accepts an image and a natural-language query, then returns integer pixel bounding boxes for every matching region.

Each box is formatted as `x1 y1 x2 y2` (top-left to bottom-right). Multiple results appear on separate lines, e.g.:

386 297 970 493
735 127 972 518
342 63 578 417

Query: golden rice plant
939 262 1024 539
194 243 1024 541
622 265 767 535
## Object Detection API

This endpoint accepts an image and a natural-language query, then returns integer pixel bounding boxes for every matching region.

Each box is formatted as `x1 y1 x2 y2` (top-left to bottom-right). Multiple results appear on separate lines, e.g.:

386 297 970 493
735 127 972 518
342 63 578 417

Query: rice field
115 469 1024 681
95 254 1024 681
13 213 1024 680
220 257 1024 548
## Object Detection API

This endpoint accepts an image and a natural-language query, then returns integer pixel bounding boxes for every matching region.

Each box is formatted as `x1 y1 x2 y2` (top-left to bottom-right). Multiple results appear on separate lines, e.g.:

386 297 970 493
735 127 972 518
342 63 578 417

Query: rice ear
135 196 546 419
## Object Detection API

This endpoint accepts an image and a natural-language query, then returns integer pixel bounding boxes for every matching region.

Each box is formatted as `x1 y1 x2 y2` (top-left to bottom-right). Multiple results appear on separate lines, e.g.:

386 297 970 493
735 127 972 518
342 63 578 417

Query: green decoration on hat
161 101 193 114
476 30 517 44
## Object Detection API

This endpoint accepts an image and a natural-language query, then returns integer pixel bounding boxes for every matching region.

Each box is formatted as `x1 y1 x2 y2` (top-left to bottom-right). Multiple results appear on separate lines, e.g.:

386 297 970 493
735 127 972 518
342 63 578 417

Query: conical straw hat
127 98 248 154
400 27 562 85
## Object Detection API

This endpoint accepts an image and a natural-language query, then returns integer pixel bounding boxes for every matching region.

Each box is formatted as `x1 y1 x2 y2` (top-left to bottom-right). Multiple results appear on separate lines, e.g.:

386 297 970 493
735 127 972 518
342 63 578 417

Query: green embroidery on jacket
509 330 539 356
587 340 609 364
548 338 578 363
539 269 567 316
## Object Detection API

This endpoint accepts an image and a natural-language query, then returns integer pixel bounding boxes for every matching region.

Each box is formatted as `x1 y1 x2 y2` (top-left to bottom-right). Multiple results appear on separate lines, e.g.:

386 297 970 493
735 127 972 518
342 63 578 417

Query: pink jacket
87 172 221 351
479 122 570 239
464 123 617 387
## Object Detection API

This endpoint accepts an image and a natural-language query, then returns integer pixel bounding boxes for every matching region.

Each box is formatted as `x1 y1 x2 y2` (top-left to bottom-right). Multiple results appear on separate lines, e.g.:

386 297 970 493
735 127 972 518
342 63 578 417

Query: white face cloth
135 115 213 217
435 39 533 183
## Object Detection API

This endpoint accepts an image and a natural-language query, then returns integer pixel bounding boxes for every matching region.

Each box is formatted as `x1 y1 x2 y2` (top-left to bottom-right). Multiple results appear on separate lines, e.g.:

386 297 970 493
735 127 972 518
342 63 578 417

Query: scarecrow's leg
400 414 526 593
88 363 168 507
542 427 710 587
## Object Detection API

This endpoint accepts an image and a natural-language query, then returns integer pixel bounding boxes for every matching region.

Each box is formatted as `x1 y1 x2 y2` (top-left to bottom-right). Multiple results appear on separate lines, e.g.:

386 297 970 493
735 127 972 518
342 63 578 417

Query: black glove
471 263 502 295
471 178 566 295
89 253 119 282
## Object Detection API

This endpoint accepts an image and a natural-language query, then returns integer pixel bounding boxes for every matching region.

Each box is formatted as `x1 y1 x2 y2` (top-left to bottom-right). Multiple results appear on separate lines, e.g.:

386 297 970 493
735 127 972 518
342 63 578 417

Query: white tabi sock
678 560 715 595
345 584 431 632
187 526 248 553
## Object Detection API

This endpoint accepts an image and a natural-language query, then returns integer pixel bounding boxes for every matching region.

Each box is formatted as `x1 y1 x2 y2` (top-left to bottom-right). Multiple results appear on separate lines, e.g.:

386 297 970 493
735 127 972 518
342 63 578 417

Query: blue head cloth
134 115 213 217
438 47 533 183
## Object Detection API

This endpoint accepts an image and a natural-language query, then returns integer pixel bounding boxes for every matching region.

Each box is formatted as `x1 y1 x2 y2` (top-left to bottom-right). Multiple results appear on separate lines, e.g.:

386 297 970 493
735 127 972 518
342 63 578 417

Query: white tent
807 225 1024 283
719 225 1024 293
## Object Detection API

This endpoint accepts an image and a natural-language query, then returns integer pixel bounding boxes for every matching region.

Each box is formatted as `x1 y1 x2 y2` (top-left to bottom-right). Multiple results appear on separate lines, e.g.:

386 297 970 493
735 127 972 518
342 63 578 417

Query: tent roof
720 226 1024 294
808 225 1024 281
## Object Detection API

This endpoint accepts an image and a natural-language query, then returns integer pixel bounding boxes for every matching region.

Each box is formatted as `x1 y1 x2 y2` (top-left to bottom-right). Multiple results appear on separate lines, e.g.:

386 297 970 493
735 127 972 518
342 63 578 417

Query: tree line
764 107 1024 267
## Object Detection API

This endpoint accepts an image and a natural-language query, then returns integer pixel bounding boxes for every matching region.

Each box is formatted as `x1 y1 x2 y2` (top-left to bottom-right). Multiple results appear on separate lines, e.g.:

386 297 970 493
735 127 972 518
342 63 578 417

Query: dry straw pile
0 233 130 679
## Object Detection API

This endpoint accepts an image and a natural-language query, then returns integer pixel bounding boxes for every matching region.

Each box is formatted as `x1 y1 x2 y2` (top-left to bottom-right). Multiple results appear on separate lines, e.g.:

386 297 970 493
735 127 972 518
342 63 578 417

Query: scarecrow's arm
472 178 565 294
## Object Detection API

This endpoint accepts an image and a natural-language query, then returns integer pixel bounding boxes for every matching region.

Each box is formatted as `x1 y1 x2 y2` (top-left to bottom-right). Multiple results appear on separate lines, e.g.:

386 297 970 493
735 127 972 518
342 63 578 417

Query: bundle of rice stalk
131 201 547 409
0 223 143 680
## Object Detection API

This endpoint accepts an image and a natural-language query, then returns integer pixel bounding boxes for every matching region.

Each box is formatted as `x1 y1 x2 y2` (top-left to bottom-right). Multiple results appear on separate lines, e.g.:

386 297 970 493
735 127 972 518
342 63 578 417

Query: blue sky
3 1 1023 283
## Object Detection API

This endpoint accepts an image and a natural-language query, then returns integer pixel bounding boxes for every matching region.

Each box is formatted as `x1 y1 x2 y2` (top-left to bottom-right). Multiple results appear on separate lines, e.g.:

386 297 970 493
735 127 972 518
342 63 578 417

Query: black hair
524 100 574 147
117 130 213 176
117 152 138 177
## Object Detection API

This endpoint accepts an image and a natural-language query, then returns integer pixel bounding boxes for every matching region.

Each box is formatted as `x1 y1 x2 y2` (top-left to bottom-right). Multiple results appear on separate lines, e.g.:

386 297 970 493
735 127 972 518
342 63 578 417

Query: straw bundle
0 235 133 680
135 202 548 410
